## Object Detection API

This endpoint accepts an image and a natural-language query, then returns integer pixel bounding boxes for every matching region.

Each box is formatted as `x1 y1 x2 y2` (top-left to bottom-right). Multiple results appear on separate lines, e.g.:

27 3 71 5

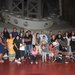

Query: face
58 31 61 35
49 31 52 35
0 32 4 37
13 28 17 32
28 31 31 35
42 45 45 49
4 28 7 32
16 36 19 40
9 34 12 38
52 35 55 39
33 47 36 50
37 33 40 38
72 31 75 36
26 32 29 36
41 31 44 34
20 33 23 36
66 32 68 36
33 32 36 36
22 39 25 43
20 28 24 32
55 39 58 42
43 36 45 39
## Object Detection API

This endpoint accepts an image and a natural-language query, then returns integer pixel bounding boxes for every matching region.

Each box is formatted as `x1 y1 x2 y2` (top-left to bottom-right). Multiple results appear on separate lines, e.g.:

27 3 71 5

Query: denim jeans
26 45 32 55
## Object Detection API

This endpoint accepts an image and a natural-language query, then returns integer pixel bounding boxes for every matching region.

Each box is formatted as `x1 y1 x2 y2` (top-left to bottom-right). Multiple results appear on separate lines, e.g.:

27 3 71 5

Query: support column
59 0 62 16
27 0 42 18
22 0 24 16
0 0 1 11
8 0 13 12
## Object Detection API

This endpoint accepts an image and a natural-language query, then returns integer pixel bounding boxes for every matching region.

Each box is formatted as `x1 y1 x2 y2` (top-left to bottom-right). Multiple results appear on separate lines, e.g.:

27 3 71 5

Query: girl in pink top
30 45 39 64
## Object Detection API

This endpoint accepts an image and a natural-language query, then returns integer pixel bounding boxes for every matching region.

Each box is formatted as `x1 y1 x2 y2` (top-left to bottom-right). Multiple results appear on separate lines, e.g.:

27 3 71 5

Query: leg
0 53 4 63
28 45 32 54
34 55 38 64
9 54 15 62
44 53 47 62
42 52 45 62
30 55 34 64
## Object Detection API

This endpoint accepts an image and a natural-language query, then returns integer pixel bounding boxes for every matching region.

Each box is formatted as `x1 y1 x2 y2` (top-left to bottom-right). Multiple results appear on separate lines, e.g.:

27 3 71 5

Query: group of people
0 27 75 64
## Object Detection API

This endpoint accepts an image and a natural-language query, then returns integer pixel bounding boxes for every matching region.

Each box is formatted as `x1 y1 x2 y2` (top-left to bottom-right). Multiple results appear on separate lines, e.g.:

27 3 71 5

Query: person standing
19 38 26 61
3 27 9 40
11 28 18 39
6 33 15 62
24 31 32 56
13 35 21 64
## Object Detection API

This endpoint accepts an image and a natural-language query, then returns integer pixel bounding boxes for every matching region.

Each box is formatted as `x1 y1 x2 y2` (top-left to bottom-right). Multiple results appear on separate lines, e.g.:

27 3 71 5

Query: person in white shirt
32 32 37 45
40 31 48 44
19 38 26 60
52 39 59 51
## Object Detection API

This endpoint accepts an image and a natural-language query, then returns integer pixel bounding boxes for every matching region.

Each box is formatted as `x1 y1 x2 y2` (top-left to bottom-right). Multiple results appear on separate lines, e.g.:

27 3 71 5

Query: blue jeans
26 45 32 55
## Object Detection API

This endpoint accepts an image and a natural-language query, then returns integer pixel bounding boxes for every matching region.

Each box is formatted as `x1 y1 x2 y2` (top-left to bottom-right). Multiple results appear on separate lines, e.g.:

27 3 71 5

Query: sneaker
31 61 33 64
17 61 21 64
15 59 18 62
18 58 21 61
35 61 38 64
21 57 24 60
0 60 4 63
15 60 21 64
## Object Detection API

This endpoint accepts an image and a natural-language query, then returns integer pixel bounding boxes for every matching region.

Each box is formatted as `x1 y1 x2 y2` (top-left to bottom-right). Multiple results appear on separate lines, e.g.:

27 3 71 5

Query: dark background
0 0 75 26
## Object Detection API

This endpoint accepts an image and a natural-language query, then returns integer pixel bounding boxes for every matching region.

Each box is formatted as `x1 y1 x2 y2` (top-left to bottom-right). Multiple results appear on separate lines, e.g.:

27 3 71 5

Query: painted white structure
2 11 53 30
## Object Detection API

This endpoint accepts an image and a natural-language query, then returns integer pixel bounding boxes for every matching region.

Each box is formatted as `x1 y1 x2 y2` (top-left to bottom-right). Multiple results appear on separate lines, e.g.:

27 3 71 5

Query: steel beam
27 0 42 18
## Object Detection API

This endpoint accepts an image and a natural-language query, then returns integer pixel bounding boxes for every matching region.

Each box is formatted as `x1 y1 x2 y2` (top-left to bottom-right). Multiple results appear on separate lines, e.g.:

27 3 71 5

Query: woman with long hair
6 33 15 62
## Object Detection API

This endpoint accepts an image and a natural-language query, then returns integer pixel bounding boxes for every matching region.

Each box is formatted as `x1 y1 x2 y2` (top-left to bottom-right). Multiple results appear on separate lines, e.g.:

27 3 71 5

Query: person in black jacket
13 35 21 64
70 32 75 52
3 27 9 40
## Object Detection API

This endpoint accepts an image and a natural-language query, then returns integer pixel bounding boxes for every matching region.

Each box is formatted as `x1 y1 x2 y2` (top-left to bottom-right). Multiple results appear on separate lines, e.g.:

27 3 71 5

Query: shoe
35 61 38 64
18 58 21 61
17 61 21 64
15 60 21 64
15 59 18 62
0 60 4 63
31 61 33 64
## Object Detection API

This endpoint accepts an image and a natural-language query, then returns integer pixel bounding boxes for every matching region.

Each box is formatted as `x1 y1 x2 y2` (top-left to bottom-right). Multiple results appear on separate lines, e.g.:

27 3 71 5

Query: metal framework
7 0 61 18
59 0 62 16
8 0 24 16
27 0 42 18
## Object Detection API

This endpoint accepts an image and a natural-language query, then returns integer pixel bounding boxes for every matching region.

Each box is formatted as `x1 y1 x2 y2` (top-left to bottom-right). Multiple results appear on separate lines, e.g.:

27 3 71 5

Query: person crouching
30 45 39 64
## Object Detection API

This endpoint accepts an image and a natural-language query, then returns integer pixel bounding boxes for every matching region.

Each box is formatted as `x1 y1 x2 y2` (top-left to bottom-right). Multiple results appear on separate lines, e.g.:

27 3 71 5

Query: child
52 39 59 51
30 45 39 64
19 38 26 61
49 43 58 62
41 44 48 62
40 35 48 45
